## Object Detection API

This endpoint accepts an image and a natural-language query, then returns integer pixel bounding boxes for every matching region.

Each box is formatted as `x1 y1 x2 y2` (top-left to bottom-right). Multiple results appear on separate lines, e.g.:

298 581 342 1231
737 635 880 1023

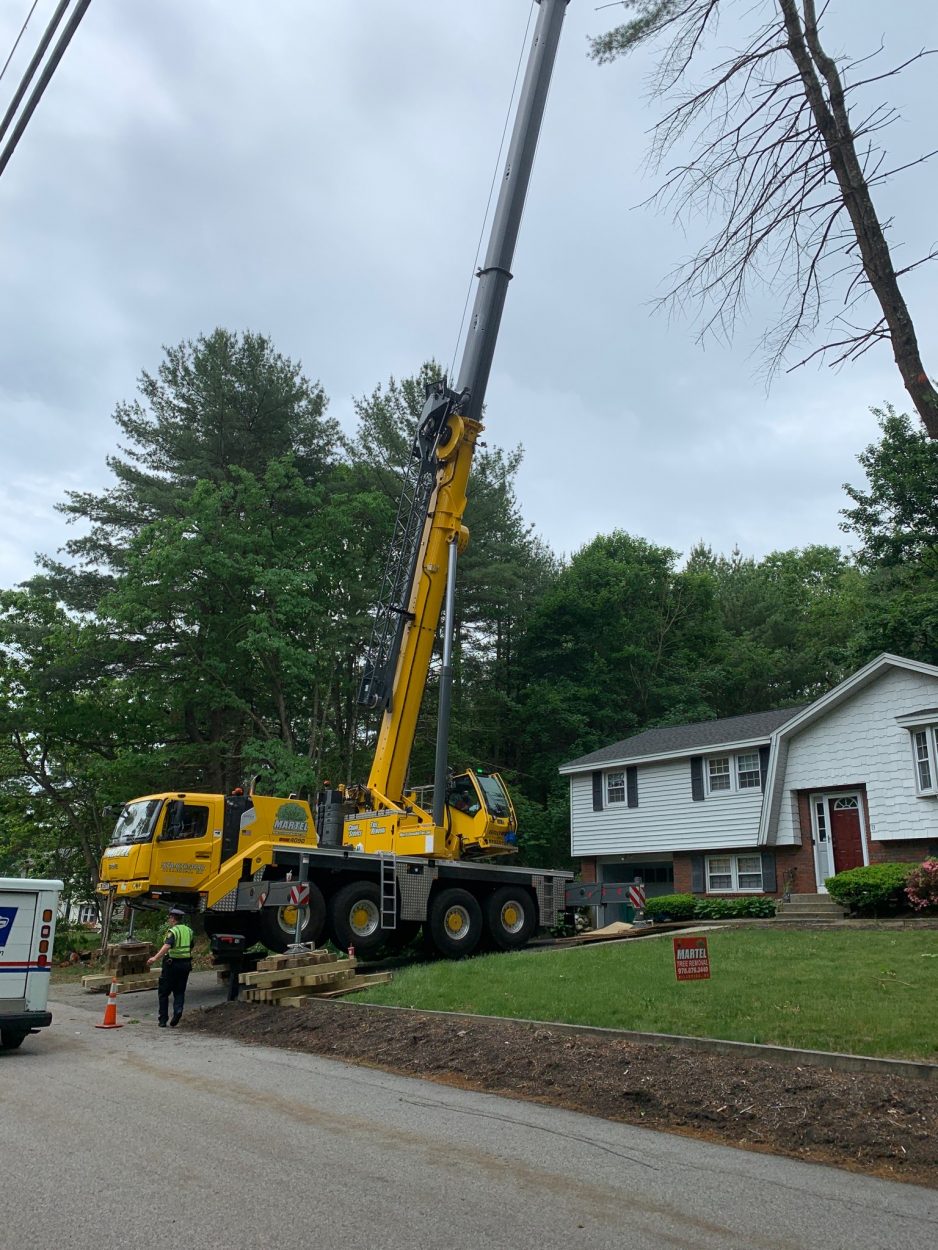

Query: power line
0 0 41 87
0 0 70 149
0 0 92 181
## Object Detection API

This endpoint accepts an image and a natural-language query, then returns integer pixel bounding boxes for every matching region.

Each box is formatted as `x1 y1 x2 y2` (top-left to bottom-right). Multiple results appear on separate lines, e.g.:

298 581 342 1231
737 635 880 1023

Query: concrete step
775 910 850 920
787 894 836 903
777 901 846 914
772 915 844 925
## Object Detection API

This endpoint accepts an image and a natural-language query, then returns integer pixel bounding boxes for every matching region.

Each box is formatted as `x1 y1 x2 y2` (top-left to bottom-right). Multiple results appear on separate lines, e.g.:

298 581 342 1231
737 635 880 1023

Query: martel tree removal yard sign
673 935 711 981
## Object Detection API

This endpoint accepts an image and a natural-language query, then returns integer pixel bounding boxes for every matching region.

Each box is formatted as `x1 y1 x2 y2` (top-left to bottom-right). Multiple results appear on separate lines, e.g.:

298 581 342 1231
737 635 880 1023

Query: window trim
736 750 761 789
605 769 626 804
706 756 732 794
705 853 764 893
705 751 764 795
910 726 938 796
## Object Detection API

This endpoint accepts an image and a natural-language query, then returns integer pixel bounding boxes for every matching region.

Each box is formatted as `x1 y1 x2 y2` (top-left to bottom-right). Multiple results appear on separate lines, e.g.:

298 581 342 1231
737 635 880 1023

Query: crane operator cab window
447 775 482 816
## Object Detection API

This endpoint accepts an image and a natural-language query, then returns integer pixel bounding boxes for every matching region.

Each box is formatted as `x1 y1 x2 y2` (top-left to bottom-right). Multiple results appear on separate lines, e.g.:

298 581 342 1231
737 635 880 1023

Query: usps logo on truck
0 906 17 947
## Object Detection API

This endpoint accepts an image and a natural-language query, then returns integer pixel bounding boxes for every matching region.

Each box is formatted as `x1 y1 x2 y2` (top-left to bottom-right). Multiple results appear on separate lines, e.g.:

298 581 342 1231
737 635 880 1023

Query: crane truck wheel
483 887 536 951
427 888 483 959
1 1029 27 1050
257 882 326 952
328 881 387 958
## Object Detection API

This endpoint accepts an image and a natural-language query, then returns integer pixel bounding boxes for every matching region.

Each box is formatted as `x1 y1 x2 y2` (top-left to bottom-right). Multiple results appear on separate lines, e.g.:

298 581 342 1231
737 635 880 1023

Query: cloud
0 0 934 588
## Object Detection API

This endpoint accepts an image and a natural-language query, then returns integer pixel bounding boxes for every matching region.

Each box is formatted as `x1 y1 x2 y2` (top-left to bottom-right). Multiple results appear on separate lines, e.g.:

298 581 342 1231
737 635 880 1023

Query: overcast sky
1 0 935 587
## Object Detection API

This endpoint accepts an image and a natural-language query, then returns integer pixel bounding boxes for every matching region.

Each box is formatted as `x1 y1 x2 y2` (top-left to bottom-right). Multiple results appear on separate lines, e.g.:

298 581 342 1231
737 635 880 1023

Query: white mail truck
0 877 62 1050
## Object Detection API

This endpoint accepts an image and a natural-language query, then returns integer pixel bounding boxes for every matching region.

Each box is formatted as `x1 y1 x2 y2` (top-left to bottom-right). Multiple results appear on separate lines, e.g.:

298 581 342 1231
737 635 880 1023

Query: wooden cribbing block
256 949 333 972
239 956 356 989
315 972 393 998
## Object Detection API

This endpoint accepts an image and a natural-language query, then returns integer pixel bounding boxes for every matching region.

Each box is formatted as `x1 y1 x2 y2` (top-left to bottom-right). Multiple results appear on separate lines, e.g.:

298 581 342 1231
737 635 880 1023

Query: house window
912 728 937 795
706 750 765 793
707 757 731 792
737 751 761 789
606 771 626 803
706 853 763 893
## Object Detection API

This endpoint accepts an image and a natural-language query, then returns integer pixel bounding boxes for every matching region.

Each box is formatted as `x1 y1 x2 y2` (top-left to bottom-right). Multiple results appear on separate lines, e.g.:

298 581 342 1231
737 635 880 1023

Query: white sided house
560 654 938 922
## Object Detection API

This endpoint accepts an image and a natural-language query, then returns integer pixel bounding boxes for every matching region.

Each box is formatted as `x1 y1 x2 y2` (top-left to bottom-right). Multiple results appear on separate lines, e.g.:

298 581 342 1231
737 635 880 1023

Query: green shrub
825 863 912 915
693 897 733 919
695 896 776 919
643 893 696 920
734 896 777 918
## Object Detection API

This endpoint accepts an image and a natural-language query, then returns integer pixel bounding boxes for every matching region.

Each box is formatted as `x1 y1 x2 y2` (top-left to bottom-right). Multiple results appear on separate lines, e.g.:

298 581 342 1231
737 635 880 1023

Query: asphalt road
2 978 935 1250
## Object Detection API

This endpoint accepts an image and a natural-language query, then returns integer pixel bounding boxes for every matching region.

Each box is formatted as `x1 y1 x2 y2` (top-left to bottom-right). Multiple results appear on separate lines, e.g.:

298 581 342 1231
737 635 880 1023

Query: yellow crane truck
97 0 573 959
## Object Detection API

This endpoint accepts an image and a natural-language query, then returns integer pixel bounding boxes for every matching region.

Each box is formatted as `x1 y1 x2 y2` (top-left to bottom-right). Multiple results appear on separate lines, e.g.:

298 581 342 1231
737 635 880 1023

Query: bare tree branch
591 0 938 436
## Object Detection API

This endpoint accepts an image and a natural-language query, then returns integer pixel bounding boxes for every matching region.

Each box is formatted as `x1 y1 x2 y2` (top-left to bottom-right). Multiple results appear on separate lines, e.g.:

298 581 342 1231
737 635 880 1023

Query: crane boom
360 0 569 817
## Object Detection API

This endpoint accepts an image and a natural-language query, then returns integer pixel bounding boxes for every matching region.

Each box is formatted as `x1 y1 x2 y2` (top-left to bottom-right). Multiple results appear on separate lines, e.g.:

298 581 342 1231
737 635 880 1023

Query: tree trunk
779 0 938 437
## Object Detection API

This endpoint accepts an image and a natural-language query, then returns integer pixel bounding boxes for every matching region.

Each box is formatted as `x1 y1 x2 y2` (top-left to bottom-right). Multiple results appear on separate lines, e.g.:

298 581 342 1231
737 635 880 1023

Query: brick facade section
578 858 597 883
868 840 938 864
673 843 817 896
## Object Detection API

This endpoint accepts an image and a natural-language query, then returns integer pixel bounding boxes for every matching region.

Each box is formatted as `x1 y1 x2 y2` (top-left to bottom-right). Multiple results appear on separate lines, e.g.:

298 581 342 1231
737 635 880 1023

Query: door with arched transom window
829 795 865 873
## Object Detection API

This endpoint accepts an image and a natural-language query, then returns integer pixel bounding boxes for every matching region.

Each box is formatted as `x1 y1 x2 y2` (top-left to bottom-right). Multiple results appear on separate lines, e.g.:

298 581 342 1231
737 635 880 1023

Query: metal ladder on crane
379 852 397 930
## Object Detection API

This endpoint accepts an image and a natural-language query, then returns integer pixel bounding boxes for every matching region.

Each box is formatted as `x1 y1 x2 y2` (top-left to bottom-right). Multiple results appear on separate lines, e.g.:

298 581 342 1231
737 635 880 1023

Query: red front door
829 796 864 872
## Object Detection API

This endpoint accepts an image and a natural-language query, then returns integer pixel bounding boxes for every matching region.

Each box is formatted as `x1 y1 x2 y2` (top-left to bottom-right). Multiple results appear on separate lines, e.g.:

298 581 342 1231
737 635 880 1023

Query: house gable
760 654 938 845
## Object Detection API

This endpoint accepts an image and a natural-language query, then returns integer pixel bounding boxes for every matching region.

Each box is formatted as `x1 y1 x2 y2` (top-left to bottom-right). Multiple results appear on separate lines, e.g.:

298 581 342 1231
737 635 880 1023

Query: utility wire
0 0 40 87
0 0 92 180
0 0 69 148
448 2 537 385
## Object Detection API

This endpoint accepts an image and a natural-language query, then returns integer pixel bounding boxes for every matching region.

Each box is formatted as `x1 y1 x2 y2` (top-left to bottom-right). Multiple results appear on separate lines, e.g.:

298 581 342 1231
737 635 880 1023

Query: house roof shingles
560 706 808 772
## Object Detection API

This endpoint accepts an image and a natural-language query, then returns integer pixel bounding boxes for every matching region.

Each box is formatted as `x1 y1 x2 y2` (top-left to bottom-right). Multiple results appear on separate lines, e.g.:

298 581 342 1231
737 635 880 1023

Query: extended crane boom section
348 0 569 855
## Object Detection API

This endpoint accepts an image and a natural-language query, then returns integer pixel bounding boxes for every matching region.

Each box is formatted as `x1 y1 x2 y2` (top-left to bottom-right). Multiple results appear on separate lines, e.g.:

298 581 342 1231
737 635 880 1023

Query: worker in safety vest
147 907 195 1028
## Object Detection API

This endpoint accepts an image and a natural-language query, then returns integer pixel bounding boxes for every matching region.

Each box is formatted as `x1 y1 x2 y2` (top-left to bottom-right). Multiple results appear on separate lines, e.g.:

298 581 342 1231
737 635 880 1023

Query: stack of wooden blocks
238 947 391 1007
82 941 159 994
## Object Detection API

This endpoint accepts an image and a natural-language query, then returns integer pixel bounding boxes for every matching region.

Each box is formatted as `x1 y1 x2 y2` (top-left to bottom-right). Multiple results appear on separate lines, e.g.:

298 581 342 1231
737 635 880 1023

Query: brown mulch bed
187 999 937 1188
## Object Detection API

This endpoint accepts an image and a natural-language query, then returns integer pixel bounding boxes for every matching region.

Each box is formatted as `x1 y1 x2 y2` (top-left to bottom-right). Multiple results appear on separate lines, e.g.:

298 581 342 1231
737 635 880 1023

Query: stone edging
335 1000 938 1084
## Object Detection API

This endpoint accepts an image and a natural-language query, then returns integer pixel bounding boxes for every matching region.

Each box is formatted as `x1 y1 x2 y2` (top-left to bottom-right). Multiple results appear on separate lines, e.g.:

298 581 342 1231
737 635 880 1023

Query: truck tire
484 886 536 951
0 1029 27 1051
427 888 483 959
257 882 326 952
328 881 387 958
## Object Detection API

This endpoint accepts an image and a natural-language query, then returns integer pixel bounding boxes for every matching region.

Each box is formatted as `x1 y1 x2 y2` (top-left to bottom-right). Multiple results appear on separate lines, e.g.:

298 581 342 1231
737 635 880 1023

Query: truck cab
98 791 318 908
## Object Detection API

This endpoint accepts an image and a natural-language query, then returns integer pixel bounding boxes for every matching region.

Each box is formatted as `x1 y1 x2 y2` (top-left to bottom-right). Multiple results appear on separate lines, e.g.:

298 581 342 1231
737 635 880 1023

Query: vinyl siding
570 756 764 857
776 668 938 844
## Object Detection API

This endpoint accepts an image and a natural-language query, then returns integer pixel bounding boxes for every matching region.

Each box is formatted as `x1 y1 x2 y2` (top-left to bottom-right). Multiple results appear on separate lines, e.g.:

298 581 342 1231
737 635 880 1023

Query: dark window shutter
760 852 776 893
626 765 638 808
690 756 705 801
591 771 603 812
758 745 770 790
691 854 705 892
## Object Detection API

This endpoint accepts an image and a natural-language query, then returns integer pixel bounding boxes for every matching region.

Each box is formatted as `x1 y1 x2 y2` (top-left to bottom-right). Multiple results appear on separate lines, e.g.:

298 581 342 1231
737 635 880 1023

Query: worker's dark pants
158 958 193 1025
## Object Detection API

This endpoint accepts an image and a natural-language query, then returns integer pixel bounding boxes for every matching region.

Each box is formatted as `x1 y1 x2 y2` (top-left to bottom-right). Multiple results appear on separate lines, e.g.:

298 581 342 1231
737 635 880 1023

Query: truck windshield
109 800 162 847
476 775 511 819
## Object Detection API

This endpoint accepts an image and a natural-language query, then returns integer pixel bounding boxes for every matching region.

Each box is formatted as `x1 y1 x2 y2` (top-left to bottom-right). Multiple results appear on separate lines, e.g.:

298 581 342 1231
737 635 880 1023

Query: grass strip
358 929 938 1061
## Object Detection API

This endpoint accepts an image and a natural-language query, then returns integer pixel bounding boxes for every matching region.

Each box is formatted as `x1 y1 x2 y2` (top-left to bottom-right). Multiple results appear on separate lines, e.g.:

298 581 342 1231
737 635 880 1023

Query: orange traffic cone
94 978 124 1030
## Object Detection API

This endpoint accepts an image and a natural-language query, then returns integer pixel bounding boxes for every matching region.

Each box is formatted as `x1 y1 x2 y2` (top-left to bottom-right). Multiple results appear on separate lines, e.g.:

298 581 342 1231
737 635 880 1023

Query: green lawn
358 929 938 1061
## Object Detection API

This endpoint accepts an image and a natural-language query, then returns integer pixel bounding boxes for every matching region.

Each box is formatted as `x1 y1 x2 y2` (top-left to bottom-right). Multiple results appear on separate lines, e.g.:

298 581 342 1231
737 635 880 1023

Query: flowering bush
904 860 938 912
